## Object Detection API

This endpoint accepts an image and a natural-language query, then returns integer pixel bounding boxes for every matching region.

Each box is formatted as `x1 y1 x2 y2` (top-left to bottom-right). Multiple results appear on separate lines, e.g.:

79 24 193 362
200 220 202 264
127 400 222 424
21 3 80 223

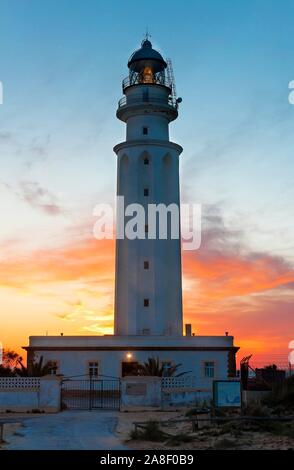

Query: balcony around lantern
122 70 172 92
118 94 178 110
116 71 179 122
116 92 178 123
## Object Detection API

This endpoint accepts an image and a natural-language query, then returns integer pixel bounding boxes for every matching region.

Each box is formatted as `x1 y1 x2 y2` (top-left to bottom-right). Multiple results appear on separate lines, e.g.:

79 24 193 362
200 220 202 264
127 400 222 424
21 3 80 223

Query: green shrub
129 421 167 442
244 404 270 417
185 407 210 417
218 421 243 437
167 433 194 447
214 437 238 449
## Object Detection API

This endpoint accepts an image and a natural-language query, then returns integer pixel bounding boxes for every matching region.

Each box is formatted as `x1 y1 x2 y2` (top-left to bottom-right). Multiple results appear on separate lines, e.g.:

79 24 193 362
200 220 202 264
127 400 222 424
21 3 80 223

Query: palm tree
16 356 53 377
0 349 22 376
2 349 22 368
138 357 188 377
0 364 16 377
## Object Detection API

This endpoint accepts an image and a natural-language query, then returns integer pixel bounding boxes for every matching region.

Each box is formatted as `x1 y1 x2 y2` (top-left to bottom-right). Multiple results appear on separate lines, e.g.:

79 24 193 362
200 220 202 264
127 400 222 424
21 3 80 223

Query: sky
0 0 294 366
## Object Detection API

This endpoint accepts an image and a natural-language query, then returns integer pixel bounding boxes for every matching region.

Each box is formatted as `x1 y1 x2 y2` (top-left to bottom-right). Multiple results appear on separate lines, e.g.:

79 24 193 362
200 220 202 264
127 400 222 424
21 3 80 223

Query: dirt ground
0 411 126 450
0 413 45 448
1 410 294 450
116 410 294 450
1 423 22 446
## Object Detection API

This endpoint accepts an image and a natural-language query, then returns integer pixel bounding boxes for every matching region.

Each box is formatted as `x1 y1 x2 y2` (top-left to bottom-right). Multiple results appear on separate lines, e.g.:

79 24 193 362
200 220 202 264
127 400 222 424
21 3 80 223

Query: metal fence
61 378 121 410
118 94 178 109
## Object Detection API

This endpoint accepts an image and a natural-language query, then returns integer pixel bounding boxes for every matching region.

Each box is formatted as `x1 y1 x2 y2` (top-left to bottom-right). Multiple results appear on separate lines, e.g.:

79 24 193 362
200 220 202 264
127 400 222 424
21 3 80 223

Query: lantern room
125 39 170 88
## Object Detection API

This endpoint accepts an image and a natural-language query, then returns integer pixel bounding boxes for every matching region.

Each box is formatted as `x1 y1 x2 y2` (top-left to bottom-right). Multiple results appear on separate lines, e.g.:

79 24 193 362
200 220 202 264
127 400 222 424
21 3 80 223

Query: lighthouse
114 38 183 337
25 38 239 396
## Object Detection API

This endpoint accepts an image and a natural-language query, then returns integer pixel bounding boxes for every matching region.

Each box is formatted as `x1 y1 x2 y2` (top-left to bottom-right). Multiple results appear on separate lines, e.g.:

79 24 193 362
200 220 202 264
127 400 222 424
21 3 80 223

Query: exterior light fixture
126 352 132 359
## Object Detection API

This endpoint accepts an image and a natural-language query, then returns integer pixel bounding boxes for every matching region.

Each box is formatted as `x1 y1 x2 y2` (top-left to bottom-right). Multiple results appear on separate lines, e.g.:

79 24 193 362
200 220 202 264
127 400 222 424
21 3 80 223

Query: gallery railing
118 94 177 109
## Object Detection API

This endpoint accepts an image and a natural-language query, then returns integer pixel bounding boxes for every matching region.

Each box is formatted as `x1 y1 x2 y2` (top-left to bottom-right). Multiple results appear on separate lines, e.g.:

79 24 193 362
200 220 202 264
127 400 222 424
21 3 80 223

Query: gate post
101 379 104 408
89 376 93 411
40 375 62 412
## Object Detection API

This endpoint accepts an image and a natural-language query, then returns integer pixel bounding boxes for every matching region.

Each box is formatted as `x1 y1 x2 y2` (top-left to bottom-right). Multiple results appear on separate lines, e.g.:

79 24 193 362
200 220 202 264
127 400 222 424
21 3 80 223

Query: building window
144 157 149 165
142 328 150 335
144 188 149 197
145 224 148 233
47 361 58 375
144 298 149 307
144 260 149 270
88 361 99 377
204 361 215 378
143 126 148 135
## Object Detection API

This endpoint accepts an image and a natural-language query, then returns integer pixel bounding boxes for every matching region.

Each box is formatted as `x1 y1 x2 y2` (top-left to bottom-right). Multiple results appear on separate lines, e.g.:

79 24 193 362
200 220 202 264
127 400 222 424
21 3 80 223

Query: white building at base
24 38 239 392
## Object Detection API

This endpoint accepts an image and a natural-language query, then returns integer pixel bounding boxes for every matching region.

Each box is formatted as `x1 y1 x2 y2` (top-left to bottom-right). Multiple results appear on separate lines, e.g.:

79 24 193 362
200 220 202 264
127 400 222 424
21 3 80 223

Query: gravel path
3 411 127 450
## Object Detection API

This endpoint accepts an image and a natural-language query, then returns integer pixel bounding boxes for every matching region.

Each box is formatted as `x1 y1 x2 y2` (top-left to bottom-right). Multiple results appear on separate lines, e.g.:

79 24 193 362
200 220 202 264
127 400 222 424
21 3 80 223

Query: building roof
128 39 167 73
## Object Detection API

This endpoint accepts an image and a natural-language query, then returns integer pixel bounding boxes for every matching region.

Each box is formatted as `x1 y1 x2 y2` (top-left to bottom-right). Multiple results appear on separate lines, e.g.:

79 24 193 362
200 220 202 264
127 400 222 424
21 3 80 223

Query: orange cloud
0 212 293 366
183 249 294 299
181 217 294 365
0 237 115 289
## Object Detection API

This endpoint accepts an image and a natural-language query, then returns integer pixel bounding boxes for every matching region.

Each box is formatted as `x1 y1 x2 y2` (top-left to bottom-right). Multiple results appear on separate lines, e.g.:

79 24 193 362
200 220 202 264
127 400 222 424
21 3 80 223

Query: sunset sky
0 0 294 366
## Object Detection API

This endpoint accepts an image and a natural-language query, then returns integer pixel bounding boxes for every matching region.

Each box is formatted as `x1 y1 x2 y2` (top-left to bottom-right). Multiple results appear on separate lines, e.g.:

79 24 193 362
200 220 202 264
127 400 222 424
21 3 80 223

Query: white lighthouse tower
114 37 183 337
25 38 239 392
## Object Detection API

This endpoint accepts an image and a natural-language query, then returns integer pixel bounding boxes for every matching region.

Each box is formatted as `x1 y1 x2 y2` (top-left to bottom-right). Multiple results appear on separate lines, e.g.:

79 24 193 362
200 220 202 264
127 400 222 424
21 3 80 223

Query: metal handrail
118 94 178 109
122 72 172 91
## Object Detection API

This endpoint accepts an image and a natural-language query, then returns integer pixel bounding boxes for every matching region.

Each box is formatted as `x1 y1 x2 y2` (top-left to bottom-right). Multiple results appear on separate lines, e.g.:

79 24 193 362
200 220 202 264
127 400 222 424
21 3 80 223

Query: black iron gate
61 378 121 410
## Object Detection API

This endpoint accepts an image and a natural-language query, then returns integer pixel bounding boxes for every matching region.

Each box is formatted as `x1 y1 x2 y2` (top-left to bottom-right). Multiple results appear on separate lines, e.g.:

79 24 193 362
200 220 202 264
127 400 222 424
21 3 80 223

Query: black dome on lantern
128 39 167 73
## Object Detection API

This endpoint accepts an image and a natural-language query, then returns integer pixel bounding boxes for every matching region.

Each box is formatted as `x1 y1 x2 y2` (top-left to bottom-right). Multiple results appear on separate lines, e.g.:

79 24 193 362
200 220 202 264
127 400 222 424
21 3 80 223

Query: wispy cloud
19 181 64 216
24 135 51 169
0 131 13 142
1 179 66 216
0 130 50 168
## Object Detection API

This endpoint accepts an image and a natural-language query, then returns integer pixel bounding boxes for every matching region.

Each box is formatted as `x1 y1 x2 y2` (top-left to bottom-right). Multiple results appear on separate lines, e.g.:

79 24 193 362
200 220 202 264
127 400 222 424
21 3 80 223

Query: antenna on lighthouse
166 58 177 101
166 58 182 106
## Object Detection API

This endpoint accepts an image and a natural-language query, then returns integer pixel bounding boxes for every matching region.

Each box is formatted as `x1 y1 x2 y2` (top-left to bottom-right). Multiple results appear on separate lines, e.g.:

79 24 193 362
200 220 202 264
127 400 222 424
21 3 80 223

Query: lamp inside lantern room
142 66 154 83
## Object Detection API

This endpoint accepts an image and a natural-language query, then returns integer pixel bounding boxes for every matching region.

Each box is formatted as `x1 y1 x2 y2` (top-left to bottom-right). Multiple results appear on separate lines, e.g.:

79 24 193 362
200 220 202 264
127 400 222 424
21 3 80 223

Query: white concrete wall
29 335 235 348
0 390 39 412
39 376 62 411
31 348 229 387
0 376 61 413
121 376 161 409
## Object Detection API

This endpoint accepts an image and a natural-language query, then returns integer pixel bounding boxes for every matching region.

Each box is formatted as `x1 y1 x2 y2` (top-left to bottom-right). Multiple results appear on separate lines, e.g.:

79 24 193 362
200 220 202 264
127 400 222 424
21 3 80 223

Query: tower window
145 224 148 233
144 261 149 270
144 298 149 307
143 127 148 135
144 188 149 197
144 157 149 165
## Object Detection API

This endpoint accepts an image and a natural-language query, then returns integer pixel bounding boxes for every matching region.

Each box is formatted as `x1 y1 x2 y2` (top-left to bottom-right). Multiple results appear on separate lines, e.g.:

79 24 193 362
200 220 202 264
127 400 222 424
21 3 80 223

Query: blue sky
1 0 293 252
0 1 293 359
